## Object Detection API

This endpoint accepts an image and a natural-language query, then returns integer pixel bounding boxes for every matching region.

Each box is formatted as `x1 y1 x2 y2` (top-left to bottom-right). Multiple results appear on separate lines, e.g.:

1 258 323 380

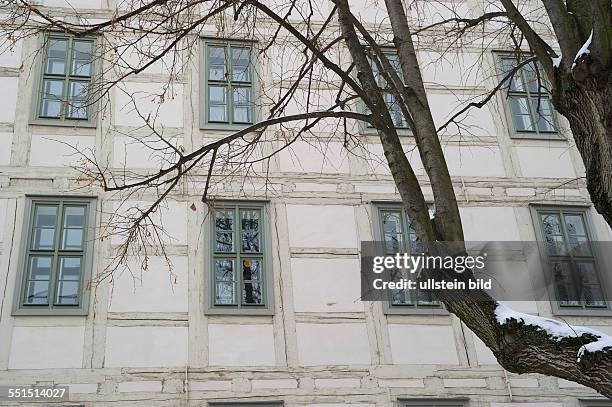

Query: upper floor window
14 197 96 315
376 205 442 313
207 202 273 314
499 56 557 137
202 41 254 128
533 206 609 314
36 35 95 124
368 51 409 129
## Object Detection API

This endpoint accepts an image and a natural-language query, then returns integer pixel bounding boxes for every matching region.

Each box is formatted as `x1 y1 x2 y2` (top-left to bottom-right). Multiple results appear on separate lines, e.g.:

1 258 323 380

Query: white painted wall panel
460 207 521 241
292 257 362 312
109 256 188 313
114 83 183 128
516 146 577 178
208 324 276 366
388 324 459 365
0 77 18 123
0 132 12 165
444 146 506 177
105 326 188 367
287 204 358 248
279 141 350 173
296 323 371 366
29 135 95 167
9 326 84 369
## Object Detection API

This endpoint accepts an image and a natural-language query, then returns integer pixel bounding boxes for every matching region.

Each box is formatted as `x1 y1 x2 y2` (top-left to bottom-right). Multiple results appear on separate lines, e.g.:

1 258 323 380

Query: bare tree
1 0 611 397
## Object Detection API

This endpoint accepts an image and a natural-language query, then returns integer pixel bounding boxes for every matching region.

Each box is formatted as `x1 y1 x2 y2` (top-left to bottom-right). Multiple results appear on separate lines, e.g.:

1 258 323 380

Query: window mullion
236 206 242 307
49 201 65 309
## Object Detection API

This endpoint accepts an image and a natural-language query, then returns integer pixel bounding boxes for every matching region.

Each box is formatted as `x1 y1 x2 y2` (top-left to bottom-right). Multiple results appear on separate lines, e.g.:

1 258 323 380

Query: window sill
362 126 412 137
200 123 253 132
12 307 88 316
509 132 566 141
384 306 448 315
205 306 274 316
552 305 612 317
30 118 97 129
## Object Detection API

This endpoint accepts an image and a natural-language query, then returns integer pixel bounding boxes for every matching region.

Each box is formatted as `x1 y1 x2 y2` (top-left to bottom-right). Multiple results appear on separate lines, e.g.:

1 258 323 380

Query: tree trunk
554 72 612 226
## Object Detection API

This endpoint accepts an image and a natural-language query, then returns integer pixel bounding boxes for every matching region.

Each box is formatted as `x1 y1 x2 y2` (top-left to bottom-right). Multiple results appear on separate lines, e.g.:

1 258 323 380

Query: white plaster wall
0 77 18 123
0 132 12 165
443 145 506 177
109 256 188 313
388 324 459 365
287 204 358 248
43 0 102 7
0 198 7 243
296 323 371 366
460 207 521 241
113 135 184 169
515 145 577 178
105 326 188 367
29 135 95 167
9 326 85 369
0 41 23 68
291 257 362 313
114 83 183 128
278 141 350 174
420 51 482 88
366 142 424 176
208 324 276 366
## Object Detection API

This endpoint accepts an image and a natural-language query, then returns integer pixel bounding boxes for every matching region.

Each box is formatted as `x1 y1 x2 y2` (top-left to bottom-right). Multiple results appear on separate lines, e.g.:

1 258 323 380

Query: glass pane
215 210 234 230
233 87 251 104
41 99 62 118
43 79 64 99
25 256 52 304
209 105 226 122
522 62 541 93
551 261 580 306
242 258 260 280
510 96 534 131
216 232 233 252
215 282 235 305
241 209 260 252
209 86 226 103
382 211 402 234
62 229 84 250
67 81 88 119
45 38 67 74
385 93 406 128
576 262 599 285
500 58 524 92
56 257 81 305
584 285 606 307
72 40 93 76
531 97 555 132
32 205 58 250
208 46 227 80
233 106 251 123
231 47 251 82
417 290 440 306
568 235 591 256
564 214 586 236
215 259 234 281
384 233 401 254
540 213 566 255
64 206 86 228
242 281 262 304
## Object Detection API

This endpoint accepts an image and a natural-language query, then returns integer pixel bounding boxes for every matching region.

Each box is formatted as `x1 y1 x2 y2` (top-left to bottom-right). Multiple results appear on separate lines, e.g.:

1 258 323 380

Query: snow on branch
495 303 612 361
572 29 593 69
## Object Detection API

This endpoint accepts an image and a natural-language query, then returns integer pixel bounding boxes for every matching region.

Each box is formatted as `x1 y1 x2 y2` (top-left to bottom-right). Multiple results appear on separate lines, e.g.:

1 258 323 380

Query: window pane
551 261 580 306
45 38 67 75
208 85 227 122
56 257 81 305
500 58 524 92
540 213 567 255
233 87 251 104
231 47 251 82
209 105 226 122
67 81 88 119
41 79 64 118
32 205 58 250
215 210 234 252
531 97 555 132
241 209 260 252
208 46 227 80
215 259 235 305
62 206 86 250
72 40 93 76
25 256 52 304
564 214 587 236
510 96 534 131
382 211 402 234
242 259 262 304
385 93 406 128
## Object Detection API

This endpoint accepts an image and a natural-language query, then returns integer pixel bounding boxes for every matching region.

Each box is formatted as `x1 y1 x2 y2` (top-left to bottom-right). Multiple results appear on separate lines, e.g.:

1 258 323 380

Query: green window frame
375 204 444 314
207 202 273 314
498 55 558 137
202 40 254 128
36 34 96 124
367 50 409 129
13 197 96 315
533 206 609 313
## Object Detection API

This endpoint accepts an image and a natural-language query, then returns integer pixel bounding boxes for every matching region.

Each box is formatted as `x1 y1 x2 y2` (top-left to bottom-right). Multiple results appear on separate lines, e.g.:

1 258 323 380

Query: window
36 34 95 124
207 202 273 314
368 51 408 129
14 197 96 315
533 206 609 313
202 41 254 127
499 56 557 137
376 205 443 313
